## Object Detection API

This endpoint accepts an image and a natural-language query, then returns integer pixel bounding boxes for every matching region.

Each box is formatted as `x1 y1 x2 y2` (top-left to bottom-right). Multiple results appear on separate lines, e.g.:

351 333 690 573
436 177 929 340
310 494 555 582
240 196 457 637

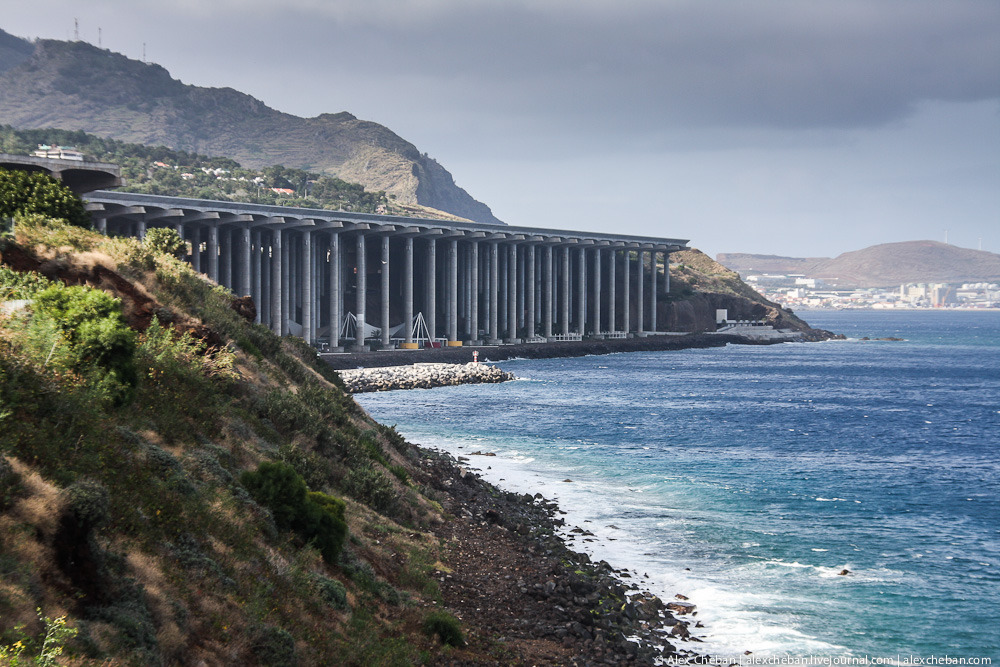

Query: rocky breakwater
338 362 515 393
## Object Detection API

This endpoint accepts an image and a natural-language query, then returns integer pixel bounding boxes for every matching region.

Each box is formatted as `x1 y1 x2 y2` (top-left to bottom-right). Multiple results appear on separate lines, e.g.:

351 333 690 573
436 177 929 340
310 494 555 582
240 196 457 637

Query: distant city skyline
4 1 998 258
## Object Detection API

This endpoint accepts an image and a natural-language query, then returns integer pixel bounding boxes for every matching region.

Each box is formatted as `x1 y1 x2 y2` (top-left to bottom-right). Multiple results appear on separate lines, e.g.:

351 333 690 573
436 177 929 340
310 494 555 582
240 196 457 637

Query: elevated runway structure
0 153 122 194
84 190 688 351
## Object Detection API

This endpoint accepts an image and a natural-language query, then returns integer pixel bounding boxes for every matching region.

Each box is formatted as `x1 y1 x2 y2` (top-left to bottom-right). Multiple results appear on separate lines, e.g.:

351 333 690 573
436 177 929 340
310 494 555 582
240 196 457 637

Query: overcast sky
5 1 999 258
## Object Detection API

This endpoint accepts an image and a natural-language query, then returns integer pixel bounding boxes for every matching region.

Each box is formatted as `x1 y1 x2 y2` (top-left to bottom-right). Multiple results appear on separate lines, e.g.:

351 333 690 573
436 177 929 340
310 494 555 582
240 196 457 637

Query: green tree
33 284 138 405
0 167 91 228
143 227 187 258
241 462 348 564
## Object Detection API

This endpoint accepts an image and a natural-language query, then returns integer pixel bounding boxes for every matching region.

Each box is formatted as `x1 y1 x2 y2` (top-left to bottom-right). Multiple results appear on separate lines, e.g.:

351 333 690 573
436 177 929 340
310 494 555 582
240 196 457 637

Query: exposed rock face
665 249 834 338
0 32 504 226
660 292 795 333
230 295 256 323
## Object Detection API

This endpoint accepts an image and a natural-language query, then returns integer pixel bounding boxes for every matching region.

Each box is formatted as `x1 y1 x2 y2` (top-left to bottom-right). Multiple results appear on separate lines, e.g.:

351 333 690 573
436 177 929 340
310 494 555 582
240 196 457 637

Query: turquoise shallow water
356 311 1000 660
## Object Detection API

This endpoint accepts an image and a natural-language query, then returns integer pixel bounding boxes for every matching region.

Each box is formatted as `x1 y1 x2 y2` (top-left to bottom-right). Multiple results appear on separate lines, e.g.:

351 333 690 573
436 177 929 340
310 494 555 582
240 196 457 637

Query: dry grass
7 458 62 534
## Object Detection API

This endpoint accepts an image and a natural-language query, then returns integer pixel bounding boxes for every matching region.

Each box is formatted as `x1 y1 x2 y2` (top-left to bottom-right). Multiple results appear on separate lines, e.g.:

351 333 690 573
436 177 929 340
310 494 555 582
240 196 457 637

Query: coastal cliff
664 248 831 339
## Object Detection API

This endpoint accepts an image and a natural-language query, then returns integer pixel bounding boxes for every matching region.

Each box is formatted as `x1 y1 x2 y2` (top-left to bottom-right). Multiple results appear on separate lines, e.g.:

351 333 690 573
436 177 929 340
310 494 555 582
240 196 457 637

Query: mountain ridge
0 30 504 225
718 240 1000 288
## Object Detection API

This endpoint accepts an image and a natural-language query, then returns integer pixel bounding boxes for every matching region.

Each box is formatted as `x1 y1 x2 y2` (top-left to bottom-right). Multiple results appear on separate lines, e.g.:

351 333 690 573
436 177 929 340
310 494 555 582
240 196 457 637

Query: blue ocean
356 311 1000 661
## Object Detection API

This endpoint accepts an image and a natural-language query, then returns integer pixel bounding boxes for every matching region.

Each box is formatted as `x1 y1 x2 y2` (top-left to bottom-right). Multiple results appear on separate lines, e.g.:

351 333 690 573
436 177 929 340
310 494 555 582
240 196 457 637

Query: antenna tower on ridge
74 18 79 41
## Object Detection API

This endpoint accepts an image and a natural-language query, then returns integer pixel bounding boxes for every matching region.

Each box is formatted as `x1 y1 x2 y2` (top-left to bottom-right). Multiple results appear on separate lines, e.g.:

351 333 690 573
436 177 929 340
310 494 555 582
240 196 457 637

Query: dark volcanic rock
414 448 710 665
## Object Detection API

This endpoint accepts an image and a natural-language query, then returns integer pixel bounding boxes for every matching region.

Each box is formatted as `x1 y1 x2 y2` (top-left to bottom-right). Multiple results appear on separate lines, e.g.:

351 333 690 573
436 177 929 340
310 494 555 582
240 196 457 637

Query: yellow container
446 340 463 347
400 342 420 349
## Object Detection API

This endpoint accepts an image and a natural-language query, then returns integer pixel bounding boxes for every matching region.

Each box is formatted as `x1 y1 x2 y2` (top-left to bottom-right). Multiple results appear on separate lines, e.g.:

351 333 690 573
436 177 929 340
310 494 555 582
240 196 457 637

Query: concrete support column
636 251 645 333
664 250 671 295
448 239 459 343
469 241 479 341
576 247 586 336
301 230 312 344
137 218 147 240
608 249 617 332
623 251 631 333
260 234 270 327
270 229 283 334
649 251 657 333
479 248 488 332
329 233 341 349
489 242 499 343
404 237 414 346
592 248 602 335
542 245 554 338
381 234 390 348
355 233 366 350
507 244 518 341
526 244 536 339
281 236 290 335
561 247 570 336
426 239 436 341
222 228 233 289
96 218 107 235
208 225 219 282
517 247 525 330
240 227 252 297
287 235 297 320
174 222 185 260
499 247 508 335
311 241 319 344
191 226 201 274
252 231 262 322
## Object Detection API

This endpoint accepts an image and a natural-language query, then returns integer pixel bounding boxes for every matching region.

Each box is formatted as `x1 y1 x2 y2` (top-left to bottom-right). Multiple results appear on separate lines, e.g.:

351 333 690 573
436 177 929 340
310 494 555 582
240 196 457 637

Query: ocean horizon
356 310 1000 662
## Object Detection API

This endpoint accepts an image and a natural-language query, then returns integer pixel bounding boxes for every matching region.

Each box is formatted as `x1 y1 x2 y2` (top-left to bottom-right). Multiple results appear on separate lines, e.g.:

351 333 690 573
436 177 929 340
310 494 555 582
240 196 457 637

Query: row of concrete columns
99 216 673 350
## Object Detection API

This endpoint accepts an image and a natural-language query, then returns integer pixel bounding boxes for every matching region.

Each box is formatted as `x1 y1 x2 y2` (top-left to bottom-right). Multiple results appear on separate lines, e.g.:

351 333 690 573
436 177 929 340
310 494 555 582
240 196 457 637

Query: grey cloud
273 1 1000 125
134 0 995 159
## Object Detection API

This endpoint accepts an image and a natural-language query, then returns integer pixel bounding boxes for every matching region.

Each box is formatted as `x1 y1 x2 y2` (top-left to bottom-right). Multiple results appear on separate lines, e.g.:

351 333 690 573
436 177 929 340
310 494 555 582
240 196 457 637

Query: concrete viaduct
85 191 688 351
3 154 690 351
0 153 122 194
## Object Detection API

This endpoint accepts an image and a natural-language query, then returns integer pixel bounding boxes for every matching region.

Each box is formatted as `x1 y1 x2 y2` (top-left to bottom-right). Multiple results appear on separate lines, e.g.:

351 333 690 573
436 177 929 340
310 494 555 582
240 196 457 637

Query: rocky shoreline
417 446 713 665
338 362 515 393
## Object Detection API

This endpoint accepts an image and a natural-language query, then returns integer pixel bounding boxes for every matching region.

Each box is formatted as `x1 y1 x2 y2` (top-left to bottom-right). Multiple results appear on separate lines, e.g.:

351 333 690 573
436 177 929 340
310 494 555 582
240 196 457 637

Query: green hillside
0 213 460 664
0 125 465 218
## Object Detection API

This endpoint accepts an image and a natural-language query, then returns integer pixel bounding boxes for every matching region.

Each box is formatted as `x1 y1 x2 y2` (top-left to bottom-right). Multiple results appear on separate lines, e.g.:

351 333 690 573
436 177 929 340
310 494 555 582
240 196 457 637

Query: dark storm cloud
235 0 1000 129
12 1 996 151
127 0 995 159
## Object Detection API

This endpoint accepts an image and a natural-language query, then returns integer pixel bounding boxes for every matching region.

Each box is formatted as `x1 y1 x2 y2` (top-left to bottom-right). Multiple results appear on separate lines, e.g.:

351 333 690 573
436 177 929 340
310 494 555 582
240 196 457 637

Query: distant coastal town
747 274 999 310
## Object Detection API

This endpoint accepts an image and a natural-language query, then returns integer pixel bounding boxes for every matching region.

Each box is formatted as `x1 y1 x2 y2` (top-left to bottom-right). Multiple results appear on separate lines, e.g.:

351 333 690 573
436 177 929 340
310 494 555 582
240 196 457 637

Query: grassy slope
0 218 483 666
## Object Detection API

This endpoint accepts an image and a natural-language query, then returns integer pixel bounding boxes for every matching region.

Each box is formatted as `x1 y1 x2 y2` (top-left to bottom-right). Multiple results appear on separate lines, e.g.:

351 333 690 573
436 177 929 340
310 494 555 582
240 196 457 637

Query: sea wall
338 362 515 393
